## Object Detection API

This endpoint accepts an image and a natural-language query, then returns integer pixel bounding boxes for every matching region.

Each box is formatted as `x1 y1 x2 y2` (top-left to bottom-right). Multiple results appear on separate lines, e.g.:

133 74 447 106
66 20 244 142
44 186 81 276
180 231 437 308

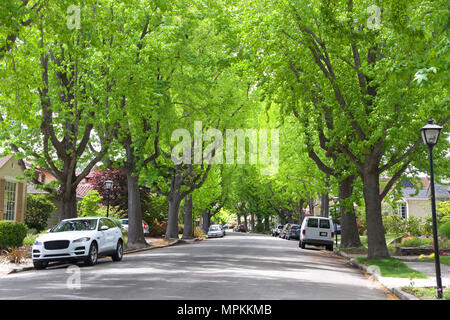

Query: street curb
335 250 419 300
7 266 35 274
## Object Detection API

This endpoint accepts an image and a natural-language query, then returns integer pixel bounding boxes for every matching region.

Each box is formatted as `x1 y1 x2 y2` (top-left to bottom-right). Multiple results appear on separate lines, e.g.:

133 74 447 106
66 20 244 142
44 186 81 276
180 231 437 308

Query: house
396 178 449 220
0 156 27 223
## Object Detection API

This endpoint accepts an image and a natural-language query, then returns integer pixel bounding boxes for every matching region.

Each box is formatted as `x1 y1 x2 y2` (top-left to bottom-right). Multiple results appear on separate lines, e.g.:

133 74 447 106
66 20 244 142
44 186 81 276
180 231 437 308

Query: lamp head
420 120 443 147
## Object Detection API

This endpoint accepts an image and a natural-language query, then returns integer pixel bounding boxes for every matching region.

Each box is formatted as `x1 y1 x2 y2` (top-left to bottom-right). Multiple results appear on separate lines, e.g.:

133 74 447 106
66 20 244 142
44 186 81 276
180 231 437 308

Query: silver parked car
207 225 225 238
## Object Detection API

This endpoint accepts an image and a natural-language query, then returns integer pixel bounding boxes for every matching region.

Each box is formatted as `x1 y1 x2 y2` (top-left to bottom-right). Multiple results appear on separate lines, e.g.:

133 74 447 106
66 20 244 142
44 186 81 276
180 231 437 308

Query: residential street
0 232 390 300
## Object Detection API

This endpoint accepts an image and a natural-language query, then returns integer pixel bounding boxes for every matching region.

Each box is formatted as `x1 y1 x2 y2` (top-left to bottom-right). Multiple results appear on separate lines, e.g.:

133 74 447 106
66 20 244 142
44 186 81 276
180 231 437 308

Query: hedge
0 221 28 249
438 221 450 239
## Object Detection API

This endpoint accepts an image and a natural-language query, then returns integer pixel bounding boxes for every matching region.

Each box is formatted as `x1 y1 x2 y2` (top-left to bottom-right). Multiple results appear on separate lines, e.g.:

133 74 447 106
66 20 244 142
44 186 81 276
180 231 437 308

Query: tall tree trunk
59 188 77 220
243 213 248 230
362 170 389 259
203 209 211 233
166 194 182 239
183 195 193 239
339 176 362 248
264 217 270 231
250 213 255 231
123 137 147 249
126 172 147 249
320 192 329 217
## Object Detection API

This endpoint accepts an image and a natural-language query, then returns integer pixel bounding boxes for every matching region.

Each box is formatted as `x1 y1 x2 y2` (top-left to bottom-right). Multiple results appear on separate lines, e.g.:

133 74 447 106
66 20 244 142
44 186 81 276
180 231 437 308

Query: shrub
438 220 450 239
437 201 450 224
255 223 265 233
405 216 423 236
79 190 103 217
25 195 56 232
383 215 406 235
148 220 168 237
401 237 432 248
0 221 28 249
193 226 205 238
2 247 27 264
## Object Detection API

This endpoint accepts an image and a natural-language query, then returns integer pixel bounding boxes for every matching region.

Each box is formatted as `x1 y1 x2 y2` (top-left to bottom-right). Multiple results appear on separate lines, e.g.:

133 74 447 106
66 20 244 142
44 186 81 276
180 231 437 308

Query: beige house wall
406 199 430 220
0 157 27 223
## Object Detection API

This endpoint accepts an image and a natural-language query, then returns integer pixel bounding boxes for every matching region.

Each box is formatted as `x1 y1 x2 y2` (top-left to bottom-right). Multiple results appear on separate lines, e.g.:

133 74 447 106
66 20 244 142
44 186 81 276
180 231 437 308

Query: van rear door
318 218 333 240
305 218 319 240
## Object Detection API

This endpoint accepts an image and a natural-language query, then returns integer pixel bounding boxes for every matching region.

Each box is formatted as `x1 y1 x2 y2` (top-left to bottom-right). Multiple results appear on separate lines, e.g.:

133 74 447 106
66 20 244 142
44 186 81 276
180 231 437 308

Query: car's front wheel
33 260 48 270
111 240 123 262
84 242 98 266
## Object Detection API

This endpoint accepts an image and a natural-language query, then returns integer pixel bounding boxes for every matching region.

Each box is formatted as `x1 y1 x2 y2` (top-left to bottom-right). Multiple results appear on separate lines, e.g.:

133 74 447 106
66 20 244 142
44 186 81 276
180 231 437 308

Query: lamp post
105 180 113 218
420 120 443 299
332 196 339 248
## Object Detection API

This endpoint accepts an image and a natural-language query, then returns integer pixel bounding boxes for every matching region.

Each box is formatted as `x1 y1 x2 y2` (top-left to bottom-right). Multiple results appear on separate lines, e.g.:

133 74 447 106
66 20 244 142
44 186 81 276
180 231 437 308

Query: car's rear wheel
84 242 98 266
300 241 306 249
326 244 334 251
33 260 48 270
111 240 123 262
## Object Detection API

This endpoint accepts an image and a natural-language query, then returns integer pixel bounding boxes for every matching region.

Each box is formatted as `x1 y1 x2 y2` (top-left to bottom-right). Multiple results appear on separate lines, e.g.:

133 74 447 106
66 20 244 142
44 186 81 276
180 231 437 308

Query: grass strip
356 257 428 278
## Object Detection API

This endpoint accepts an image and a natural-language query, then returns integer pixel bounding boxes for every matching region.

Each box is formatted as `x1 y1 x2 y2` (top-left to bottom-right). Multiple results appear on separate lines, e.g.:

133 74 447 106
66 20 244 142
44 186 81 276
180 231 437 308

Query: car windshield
52 219 97 232
291 225 300 229
209 226 221 231
121 220 128 225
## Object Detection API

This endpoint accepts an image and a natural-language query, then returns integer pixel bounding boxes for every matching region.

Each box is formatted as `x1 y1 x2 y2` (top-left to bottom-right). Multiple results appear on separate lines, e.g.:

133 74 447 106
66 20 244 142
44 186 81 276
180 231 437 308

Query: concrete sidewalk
337 250 450 299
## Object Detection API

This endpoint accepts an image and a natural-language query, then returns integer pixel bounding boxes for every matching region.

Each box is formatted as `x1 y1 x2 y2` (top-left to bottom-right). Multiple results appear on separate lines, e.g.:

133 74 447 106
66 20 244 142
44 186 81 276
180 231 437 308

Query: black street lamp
105 180 114 218
332 196 339 249
420 119 444 299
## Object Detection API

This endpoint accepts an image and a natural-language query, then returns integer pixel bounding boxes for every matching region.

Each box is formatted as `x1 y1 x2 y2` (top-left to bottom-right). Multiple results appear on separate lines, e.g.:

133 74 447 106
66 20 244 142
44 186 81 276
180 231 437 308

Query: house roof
27 182 95 199
0 155 13 169
402 188 429 199
428 183 450 199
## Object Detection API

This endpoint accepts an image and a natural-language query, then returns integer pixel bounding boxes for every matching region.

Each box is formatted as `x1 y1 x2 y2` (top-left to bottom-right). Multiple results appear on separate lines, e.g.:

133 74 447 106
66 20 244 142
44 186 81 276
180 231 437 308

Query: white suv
299 216 334 251
32 217 124 270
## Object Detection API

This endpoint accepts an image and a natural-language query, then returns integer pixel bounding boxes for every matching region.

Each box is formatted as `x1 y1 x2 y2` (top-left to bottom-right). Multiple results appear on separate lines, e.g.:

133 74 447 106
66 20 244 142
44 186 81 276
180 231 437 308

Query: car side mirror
100 225 109 231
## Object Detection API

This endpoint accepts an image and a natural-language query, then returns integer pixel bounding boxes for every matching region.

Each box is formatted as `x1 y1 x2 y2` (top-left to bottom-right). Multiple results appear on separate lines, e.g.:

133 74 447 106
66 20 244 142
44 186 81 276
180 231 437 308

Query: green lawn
423 255 450 266
356 257 428 279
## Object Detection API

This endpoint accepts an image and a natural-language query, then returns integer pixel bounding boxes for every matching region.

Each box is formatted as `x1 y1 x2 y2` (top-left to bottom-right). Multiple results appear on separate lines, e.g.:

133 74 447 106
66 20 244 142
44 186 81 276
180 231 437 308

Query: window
307 218 318 228
4 182 17 221
319 219 330 229
105 219 117 228
398 203 407 219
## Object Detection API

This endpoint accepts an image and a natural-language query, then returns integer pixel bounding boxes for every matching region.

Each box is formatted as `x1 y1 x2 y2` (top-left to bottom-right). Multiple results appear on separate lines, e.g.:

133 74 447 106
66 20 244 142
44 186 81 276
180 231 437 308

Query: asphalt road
0 232 389 300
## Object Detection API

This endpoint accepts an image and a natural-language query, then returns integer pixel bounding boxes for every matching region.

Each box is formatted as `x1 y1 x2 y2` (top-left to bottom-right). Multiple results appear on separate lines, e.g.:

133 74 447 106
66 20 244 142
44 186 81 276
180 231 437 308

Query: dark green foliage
0 221 28 249
25 195 56 232
438 221 450 239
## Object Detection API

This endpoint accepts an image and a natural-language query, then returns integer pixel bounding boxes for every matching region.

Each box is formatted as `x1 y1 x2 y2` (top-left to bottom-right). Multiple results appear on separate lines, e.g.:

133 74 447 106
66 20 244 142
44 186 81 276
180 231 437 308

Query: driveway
0 232 389 300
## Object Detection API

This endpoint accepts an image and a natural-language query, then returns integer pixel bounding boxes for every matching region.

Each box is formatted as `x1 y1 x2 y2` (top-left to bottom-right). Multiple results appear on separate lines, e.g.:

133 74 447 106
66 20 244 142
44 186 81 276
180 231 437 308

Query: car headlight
33 240 43 246
73 237 91 243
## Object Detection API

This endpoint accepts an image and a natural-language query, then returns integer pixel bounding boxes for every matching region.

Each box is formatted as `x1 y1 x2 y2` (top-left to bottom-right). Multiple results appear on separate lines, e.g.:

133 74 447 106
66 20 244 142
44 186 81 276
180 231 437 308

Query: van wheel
300 241 306 249
326 244 333 251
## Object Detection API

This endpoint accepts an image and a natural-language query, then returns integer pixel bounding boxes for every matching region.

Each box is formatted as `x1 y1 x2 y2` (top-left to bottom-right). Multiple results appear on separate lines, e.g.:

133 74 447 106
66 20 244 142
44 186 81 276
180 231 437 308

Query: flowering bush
148 220 168 237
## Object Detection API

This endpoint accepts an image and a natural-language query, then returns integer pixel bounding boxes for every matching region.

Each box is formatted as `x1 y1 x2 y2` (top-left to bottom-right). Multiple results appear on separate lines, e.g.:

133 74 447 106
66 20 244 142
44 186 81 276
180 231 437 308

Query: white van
299 216 334 251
